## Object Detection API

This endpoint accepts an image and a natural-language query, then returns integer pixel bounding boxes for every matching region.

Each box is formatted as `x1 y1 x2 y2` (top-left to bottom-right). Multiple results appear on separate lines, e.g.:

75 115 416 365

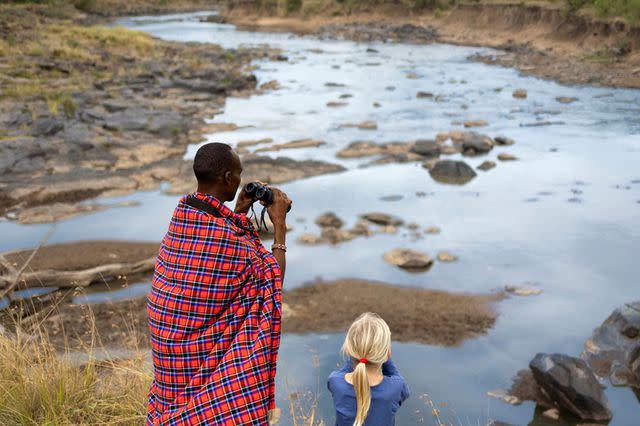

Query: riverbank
220 2 640 88
0 3 347 224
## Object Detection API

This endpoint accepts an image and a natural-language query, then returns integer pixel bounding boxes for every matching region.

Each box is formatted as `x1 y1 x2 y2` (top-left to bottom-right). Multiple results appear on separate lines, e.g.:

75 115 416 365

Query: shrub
285 0 302 13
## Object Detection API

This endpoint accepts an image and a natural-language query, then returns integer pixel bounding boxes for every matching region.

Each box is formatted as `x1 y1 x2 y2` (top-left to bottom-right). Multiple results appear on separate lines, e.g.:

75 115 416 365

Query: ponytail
352 361 371 426
341 312 392 426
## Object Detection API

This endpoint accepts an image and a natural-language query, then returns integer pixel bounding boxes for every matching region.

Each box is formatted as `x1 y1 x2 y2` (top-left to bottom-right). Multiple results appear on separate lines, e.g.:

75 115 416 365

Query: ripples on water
1 11 639 425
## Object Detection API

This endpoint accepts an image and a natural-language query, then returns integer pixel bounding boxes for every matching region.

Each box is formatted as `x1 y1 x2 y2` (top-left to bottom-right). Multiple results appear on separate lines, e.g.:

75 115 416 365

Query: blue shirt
327 358 410 426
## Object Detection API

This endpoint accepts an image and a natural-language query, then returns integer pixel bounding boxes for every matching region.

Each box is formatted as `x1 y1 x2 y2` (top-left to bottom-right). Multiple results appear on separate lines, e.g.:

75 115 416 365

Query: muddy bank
221 3 640 88
0 5 346 224
283 279 502 346
19 278 502 350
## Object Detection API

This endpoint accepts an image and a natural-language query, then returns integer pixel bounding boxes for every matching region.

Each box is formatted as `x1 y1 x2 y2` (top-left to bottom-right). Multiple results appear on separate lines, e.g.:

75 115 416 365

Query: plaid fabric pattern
147 192 282 425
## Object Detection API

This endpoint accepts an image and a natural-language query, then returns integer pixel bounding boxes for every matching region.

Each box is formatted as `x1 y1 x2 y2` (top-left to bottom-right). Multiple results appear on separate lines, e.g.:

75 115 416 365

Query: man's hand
235 181 268 214
265 187 292 226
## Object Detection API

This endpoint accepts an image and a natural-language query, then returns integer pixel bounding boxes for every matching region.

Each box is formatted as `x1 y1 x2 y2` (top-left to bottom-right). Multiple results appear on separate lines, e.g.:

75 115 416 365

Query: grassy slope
0 3 224 131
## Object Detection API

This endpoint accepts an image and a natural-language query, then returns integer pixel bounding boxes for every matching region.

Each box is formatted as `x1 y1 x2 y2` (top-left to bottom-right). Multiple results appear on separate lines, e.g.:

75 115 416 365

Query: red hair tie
358 358 368 364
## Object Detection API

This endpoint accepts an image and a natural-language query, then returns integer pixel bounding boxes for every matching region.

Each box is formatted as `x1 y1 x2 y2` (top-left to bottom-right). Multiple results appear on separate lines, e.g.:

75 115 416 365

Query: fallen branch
0 257 156 290
0 228 53 299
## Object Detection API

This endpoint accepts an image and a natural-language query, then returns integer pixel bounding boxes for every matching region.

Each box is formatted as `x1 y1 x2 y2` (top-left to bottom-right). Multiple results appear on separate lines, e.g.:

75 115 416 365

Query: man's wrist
234 201 251 214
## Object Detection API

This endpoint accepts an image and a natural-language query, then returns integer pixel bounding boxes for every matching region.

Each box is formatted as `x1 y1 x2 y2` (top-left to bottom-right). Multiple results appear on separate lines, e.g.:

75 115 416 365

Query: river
2 10 639 425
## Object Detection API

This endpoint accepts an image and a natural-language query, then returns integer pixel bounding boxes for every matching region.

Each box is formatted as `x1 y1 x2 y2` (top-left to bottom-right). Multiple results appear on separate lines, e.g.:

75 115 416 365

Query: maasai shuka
147 192 282 425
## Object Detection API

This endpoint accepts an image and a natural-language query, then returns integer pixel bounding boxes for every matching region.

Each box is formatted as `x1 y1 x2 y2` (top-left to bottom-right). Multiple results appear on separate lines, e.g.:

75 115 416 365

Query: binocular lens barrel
245 182 258 193
255 187 267 198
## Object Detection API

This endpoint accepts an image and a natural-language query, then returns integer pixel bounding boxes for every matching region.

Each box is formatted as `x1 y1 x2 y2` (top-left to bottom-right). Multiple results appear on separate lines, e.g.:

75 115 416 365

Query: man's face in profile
226 151 243 201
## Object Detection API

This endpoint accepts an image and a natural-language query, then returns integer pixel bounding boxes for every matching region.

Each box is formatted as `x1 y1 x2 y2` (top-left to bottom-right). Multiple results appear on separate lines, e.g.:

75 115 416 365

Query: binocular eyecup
244 182 291 212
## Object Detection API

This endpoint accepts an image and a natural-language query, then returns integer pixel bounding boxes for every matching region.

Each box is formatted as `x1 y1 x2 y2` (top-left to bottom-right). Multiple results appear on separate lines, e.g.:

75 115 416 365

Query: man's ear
224 170 232 183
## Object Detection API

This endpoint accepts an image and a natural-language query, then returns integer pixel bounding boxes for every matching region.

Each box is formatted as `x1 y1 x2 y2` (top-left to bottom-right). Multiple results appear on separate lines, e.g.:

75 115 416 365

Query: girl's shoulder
327 369 350 395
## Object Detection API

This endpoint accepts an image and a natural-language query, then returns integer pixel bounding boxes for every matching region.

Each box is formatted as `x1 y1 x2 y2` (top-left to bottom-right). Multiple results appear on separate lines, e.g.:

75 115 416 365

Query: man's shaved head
193 142 239 184
193 142 242 202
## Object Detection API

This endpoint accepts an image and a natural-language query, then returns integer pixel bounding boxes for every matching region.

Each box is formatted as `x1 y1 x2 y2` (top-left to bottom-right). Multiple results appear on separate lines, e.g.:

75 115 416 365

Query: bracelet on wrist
271 243 287 252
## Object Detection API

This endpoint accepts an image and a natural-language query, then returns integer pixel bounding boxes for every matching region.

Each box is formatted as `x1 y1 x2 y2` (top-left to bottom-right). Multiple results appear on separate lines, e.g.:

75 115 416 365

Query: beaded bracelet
271 243 287 252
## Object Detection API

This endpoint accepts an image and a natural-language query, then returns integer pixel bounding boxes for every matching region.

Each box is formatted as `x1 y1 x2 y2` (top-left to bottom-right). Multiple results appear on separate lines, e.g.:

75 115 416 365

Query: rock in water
437 251 458 262
384 249 433 272
315 212 344 229
463 120 488 128
428 160 477 185
529 353 612 421
477 160 496 171
460 132 494 155
360 212 404 226
498 153 518 161
583 301 640 388
513 89 527 99
556 96 578 104
494 136 515 146
410 140 440 158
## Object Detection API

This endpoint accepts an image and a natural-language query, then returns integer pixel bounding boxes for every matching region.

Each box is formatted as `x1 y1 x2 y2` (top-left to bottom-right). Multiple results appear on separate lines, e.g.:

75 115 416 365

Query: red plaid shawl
147 192 282 425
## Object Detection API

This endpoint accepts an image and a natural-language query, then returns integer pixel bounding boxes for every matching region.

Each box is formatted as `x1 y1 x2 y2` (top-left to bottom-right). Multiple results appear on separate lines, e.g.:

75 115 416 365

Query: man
147 142 291 425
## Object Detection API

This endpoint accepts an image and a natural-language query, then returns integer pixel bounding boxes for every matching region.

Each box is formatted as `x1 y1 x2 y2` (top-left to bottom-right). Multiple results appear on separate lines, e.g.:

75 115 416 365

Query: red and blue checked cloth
147 192 282 425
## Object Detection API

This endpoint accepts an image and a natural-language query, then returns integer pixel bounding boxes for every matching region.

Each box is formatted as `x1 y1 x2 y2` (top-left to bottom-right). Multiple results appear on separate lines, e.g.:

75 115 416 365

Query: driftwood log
0 254 156 294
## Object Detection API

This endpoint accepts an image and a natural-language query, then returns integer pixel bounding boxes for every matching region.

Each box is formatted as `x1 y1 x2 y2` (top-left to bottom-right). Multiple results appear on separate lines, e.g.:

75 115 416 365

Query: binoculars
244 182 291 212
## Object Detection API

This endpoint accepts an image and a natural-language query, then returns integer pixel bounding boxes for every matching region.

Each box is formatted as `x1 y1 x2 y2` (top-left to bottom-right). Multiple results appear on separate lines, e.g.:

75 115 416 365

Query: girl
328 313 410 426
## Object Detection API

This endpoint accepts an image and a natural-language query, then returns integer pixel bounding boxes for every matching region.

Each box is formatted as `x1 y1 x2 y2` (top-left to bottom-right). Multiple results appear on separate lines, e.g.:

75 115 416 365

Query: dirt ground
4 241 160 272
222 3 640 88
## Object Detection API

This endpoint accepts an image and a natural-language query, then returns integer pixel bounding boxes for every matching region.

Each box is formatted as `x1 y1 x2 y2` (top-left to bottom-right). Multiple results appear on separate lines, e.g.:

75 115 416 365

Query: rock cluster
0 37 284 223
315 22 438 44
335 131 516 185
583 301 640 388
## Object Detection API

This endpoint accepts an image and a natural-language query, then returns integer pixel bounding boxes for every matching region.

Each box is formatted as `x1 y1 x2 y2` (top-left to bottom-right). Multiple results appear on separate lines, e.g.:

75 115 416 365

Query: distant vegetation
2 0 211 16
3 0 639 22
580 0 640 21
226 0 640 22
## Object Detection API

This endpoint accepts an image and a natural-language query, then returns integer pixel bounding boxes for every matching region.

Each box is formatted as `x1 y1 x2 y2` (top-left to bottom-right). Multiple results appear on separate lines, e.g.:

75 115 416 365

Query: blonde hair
341 312 391 426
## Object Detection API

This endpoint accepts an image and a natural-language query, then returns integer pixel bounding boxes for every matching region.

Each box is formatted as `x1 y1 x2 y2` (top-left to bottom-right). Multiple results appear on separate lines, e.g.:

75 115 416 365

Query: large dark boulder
583 301 640 388
529 353 612 421
427 160 476 185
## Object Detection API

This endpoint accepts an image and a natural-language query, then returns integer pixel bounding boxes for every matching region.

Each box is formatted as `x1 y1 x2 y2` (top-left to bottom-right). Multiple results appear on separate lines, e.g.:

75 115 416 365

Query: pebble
477 160 496 171
505 285 542 296
498 153 518 161
463 120 488 128
512 89 527 99
556 96 578 104
437 251 458 262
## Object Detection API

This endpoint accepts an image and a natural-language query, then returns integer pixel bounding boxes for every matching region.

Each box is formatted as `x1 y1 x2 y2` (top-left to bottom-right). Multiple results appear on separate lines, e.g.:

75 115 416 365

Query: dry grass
0 326 151 425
